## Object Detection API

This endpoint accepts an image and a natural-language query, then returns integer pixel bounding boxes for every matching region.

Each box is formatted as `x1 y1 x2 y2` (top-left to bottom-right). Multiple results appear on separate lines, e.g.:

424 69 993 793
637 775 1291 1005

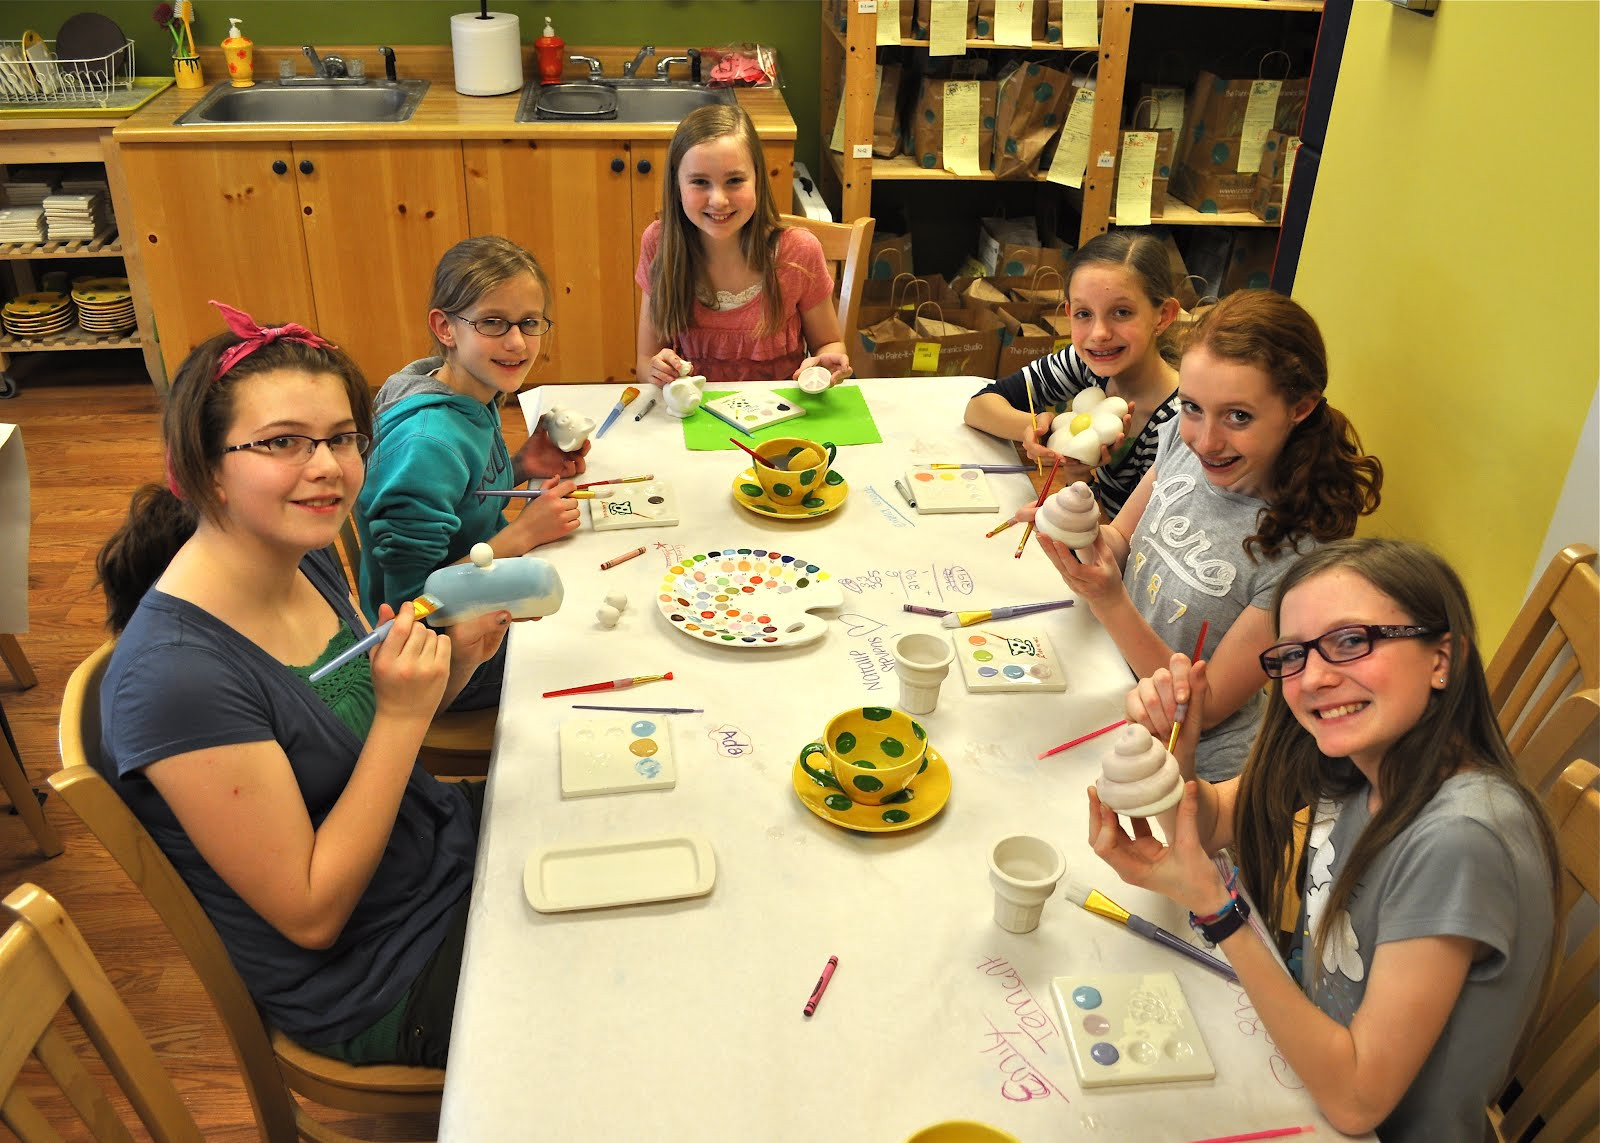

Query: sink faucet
654 54 691 80
569 54 603 81
300 44 347 79
621 44 655 78
378 45 397 83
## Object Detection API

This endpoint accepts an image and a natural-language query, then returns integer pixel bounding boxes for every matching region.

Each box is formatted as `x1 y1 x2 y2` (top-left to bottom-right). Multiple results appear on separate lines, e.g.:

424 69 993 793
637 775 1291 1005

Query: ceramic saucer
791 745 951 833
731 467 848 519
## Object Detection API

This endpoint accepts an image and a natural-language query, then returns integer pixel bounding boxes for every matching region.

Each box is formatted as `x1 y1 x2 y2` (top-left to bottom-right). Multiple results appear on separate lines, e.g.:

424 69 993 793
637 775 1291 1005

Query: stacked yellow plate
71 276 134 334
3 290 74 337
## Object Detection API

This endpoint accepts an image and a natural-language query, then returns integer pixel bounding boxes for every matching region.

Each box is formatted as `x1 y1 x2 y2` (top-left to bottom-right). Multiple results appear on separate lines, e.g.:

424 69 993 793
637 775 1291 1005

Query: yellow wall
1294 0 1599 651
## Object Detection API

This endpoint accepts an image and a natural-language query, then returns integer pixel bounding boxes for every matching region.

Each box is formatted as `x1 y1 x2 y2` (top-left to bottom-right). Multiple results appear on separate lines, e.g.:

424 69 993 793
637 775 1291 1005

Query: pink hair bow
209 299 337 380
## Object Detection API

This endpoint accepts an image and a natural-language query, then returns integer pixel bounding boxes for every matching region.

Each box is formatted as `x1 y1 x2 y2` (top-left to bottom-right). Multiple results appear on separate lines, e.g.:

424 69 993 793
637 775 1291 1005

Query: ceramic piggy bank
422 543 563 625
664 375 707 418
542 405 596 453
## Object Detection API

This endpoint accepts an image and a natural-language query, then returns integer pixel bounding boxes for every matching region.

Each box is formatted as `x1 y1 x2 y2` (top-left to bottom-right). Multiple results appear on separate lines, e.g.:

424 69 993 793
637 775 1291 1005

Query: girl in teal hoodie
357 237 589 709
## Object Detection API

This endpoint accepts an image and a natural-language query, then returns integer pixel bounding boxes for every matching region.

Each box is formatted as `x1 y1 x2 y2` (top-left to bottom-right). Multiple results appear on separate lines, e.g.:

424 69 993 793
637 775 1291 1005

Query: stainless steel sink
516 80 735 124
174 79 429 125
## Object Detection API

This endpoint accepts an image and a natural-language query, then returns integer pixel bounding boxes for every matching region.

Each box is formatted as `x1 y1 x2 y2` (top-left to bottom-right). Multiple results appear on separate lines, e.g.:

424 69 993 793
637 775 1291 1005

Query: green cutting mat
679 385 883 450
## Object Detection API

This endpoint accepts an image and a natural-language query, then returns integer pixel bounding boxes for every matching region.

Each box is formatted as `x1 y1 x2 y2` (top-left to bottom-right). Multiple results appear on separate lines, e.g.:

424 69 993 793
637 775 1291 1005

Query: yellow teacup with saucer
799 706 928 806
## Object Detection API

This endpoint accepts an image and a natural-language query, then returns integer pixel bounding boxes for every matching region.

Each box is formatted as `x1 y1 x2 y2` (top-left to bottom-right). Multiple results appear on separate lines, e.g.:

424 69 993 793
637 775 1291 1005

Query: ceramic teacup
751 437 837 506
800 706 928 806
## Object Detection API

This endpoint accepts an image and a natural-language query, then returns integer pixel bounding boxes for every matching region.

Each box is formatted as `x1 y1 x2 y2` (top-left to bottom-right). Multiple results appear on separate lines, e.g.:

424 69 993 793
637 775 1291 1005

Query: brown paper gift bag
868 234 915 280
873 62 904 158
855 302 1003 378
970 0 1048 41
995 301 1070 377
863 272 962 313
992 61 1073 179
910 78 998 171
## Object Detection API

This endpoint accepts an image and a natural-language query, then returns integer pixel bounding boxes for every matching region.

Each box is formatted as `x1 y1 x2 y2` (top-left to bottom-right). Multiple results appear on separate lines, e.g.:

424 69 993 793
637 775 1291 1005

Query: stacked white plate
3 291 74 338
0 205 45 243
43 191 111 240
71 276 134 334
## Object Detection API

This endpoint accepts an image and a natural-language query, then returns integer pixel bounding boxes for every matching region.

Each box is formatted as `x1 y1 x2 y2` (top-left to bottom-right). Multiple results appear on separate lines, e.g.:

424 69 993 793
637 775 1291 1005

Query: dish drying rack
0 39 139 111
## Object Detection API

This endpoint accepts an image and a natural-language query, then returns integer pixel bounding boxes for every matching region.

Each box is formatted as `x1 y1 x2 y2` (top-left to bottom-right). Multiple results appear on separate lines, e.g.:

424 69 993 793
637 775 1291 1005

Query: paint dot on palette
635 758 662 779
966 634 987 646
629 738 659 758
630 720 657 736
1084 1014 1110 1035
1003 665 1026 679
1072 986 1103 1008
972 649 994 662
939 472 958 482
960 470 980 480
1090 1042 1120 1066
913 471 936 483
977 666 998 678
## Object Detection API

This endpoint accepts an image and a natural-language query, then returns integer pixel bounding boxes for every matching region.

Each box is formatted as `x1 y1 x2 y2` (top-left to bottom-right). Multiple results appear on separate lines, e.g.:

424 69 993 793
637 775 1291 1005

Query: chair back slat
1490 547 1599 755
779 213 876 357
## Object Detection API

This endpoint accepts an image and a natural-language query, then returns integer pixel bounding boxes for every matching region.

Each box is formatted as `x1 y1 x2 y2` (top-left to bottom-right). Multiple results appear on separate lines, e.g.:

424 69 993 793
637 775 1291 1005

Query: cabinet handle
636 159 652 175
272 160 288 175
299 159 315 175
610 158 625 173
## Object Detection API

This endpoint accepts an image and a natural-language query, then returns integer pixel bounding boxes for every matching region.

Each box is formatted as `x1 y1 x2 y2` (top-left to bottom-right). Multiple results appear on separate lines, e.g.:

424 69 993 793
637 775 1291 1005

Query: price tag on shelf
994 0 1035 47
1060 0 1098 46
876 0 902 45
1114 130 1158 227
929 0 966 57
1046 86 1095 189
852 144 873 159
943 81 982 176
1238 79 1282 174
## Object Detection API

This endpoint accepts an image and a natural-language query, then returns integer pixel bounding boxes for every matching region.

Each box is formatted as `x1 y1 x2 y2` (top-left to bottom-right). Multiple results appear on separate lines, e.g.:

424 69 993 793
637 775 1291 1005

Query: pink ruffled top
636 222 834 384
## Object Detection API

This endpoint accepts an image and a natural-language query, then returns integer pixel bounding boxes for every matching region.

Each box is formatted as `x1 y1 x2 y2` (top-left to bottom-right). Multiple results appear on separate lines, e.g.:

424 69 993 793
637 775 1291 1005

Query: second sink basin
517 81 735 124
175 79 430 126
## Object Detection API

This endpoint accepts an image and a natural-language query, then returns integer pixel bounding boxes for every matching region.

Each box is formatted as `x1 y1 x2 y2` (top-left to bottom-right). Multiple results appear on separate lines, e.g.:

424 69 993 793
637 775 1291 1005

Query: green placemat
680 385 883 450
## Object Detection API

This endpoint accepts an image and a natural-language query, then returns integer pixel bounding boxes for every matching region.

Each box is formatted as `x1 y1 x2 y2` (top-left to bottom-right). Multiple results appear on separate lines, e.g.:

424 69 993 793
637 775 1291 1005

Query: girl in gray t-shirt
1093 538 1560 1142
1024 291 1382 779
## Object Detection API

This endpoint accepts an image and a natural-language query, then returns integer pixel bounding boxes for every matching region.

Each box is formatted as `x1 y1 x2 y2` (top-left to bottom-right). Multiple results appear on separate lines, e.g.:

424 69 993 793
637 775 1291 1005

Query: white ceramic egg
604 591 628 612
595 604 621 628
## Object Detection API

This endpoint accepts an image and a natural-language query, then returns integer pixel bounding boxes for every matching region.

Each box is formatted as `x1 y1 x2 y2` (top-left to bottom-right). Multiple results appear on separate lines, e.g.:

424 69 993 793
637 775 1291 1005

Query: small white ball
595 604 621 628
469 542 495 568
604 591 628 612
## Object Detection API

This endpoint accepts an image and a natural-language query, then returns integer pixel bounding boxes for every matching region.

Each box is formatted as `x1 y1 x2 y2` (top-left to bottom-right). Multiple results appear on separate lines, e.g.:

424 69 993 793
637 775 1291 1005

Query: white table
441 379 1347 1141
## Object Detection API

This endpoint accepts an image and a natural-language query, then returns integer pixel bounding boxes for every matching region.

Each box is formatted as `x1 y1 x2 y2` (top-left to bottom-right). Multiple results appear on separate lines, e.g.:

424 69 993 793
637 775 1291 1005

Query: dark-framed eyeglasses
1259 624 1442 679
450 313 554 338
222 432 371 464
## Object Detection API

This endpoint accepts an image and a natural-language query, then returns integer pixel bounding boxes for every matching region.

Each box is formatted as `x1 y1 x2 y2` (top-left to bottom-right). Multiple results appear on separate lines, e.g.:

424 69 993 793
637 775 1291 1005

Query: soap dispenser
222 17 254 87
535 17 565 85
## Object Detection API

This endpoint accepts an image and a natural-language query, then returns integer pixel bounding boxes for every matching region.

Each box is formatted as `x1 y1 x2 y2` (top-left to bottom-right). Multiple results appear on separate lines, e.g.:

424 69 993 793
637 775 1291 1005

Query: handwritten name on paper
653 541 687 566
1231 983 1301 1090
974 957 1069 1104
836 563 975 601
708 725 753 758
864 484 917 528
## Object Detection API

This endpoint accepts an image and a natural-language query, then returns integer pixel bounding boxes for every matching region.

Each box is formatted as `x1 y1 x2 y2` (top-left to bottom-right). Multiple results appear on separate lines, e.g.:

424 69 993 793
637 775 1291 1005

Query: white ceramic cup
988 834 1066 934
892 631 955 715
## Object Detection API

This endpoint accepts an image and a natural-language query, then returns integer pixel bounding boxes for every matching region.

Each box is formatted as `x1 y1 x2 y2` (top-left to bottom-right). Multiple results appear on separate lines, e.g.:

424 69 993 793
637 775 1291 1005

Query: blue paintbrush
595 386 641 438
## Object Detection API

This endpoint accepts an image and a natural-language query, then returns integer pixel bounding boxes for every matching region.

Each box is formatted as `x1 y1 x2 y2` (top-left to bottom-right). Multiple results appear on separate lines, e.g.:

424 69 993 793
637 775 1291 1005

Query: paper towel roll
451 12 523 97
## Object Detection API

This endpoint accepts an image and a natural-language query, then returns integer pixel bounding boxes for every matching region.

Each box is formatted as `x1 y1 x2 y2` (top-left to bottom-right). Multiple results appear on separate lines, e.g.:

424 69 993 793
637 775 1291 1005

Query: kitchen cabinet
464 135 794 385
118 140 468 389
0 124 164 398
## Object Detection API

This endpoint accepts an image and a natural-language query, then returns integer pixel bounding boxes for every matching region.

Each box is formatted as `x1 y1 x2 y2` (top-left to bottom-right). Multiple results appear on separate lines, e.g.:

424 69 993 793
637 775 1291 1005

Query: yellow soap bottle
223 17 254 88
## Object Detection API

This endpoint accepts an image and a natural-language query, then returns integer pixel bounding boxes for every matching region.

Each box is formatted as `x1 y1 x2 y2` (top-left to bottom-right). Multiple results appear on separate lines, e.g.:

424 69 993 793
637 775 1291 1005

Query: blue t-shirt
97 549 476 1042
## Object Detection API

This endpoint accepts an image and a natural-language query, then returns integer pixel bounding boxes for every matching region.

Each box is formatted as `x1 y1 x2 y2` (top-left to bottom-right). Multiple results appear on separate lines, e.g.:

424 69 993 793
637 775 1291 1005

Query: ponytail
1246 400 1383 559
97 484 199 633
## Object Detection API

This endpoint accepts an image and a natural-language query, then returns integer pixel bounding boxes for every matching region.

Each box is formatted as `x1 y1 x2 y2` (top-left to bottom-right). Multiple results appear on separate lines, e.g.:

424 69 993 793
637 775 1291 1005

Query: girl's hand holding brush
503 477 579 550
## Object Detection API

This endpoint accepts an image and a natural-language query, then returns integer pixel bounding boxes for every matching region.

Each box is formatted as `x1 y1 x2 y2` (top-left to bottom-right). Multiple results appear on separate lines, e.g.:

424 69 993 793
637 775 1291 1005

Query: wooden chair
0 695 62 857
1 882 203 1142
1491 757 1599 1143
0 632 36 688
1487 544 1599 757
334 516 495 777
1513 687 1599 795
52 641 444 1143
781 213 876 357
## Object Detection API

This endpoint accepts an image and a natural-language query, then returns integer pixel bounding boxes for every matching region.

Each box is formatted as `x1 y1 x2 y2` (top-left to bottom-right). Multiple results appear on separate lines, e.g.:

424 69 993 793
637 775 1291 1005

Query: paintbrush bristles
1062 877 1133 925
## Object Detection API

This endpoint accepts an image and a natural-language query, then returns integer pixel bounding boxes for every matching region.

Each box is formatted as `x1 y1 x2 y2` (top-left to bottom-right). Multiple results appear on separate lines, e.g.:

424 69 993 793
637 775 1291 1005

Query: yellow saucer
791 745 950 833
732 466 848 519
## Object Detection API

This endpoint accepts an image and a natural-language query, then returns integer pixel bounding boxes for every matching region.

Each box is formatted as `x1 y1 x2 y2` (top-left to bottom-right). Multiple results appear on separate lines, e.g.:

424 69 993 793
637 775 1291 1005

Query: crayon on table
600 546 647 571
802 954 838 1017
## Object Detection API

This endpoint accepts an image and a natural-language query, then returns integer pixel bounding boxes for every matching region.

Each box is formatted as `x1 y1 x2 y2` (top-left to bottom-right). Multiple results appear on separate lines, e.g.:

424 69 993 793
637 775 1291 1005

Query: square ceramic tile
952 628 1068 692
559 715 677 798
701 389 809 434
906 466 1000 513
588 480 681 531
1050 972 1215 1088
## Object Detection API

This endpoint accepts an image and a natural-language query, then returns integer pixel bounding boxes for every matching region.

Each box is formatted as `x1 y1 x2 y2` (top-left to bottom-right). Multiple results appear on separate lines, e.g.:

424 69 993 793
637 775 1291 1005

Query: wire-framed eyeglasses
1259 624 1442 679
450 313 554 338
222 433 371 464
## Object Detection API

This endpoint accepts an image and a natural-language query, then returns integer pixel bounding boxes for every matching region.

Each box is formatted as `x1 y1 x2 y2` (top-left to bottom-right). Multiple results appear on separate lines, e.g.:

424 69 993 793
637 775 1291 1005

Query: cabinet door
293 141 468 390
464 139 639 384
119 143 313 379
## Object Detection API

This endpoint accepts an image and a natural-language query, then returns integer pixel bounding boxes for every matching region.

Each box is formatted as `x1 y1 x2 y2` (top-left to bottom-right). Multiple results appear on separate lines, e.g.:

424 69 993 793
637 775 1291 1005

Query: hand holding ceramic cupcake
1096 724 1184 843
1035 480 1101 561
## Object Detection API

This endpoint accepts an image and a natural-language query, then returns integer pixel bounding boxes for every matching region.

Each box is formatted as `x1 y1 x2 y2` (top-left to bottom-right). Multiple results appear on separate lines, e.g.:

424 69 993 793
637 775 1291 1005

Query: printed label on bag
912 342 941 371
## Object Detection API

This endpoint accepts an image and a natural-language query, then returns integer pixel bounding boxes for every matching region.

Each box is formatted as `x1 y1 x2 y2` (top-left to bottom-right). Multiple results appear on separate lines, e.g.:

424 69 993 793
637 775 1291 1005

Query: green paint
851 775 884 793
802 495 824 508
881 737 905 758
912 721 926 740
738 482 763 496
881 809 911 824
882 788 913 804
834 730 857 753
773 482 794 496
854 759 877 769
863 707 892 721
825 794 853 811
797 467 817 484
824 470 844 486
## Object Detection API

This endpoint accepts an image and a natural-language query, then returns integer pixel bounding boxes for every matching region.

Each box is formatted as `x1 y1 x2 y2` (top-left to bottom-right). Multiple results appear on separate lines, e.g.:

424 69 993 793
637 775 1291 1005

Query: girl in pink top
636 105 852 387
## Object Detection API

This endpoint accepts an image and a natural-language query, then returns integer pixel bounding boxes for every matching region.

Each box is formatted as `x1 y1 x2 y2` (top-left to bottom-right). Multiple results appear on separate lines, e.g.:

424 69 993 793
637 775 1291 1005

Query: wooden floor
0 353 530 1139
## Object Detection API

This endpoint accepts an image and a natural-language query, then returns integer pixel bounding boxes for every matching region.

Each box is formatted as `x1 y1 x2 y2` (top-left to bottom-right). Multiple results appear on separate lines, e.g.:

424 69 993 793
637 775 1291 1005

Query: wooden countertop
103 44 795 144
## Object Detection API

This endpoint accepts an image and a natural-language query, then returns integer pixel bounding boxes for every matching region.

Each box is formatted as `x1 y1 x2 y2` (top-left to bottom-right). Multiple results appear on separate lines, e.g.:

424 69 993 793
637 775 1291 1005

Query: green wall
77 0 823 171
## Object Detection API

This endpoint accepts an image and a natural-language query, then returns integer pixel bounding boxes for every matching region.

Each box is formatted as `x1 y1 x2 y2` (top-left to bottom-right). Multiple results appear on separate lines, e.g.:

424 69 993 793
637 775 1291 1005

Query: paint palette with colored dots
558 716 677 798
1049 972 1215 1088
905 466 1000 514
701 389 810 434
952 628 1067 693
656 547 843 649
588 480 681 531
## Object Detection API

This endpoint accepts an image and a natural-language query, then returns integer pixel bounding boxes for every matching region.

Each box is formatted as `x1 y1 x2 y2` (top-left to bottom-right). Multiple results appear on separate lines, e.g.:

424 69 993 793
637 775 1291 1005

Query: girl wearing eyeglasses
357 236 589 710
96 307 512 1065
1092 538 1559 1141
1023 290 1383 780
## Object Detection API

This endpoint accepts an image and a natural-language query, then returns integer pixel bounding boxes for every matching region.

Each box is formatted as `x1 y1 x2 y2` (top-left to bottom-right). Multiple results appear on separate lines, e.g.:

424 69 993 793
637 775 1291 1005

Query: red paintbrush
543 672 673 699
730 439 780 468
1014 454 1064 559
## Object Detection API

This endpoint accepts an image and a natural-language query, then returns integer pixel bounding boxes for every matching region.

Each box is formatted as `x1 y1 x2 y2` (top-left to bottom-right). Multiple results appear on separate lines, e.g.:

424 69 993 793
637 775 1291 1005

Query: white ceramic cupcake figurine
1035 480 1101 561
1096 724 1184 843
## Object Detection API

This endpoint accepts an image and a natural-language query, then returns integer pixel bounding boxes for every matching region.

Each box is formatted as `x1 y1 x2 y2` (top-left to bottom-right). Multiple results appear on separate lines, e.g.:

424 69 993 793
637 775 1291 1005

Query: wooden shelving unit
823 0 1323 251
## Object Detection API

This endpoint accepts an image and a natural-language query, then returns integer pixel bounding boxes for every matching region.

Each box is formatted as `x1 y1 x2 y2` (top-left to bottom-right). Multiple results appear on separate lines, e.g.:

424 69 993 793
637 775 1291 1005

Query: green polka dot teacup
751 437 837 507
799 706 929 806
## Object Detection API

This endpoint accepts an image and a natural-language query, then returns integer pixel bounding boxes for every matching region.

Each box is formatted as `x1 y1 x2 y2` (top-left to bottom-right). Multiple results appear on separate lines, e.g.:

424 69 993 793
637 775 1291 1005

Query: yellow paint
1295 1 1598 651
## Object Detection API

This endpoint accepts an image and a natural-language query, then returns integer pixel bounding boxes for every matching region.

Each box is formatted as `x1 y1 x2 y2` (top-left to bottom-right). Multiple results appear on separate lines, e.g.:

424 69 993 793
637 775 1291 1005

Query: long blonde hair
649 104 784 339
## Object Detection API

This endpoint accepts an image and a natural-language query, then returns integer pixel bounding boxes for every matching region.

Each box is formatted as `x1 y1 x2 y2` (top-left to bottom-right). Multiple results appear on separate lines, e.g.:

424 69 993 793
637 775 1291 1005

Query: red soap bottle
536 17 565 85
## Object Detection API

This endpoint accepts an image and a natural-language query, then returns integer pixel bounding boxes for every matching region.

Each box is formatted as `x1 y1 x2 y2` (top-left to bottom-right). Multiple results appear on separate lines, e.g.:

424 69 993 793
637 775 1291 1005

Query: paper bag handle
1257 50 1292 80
